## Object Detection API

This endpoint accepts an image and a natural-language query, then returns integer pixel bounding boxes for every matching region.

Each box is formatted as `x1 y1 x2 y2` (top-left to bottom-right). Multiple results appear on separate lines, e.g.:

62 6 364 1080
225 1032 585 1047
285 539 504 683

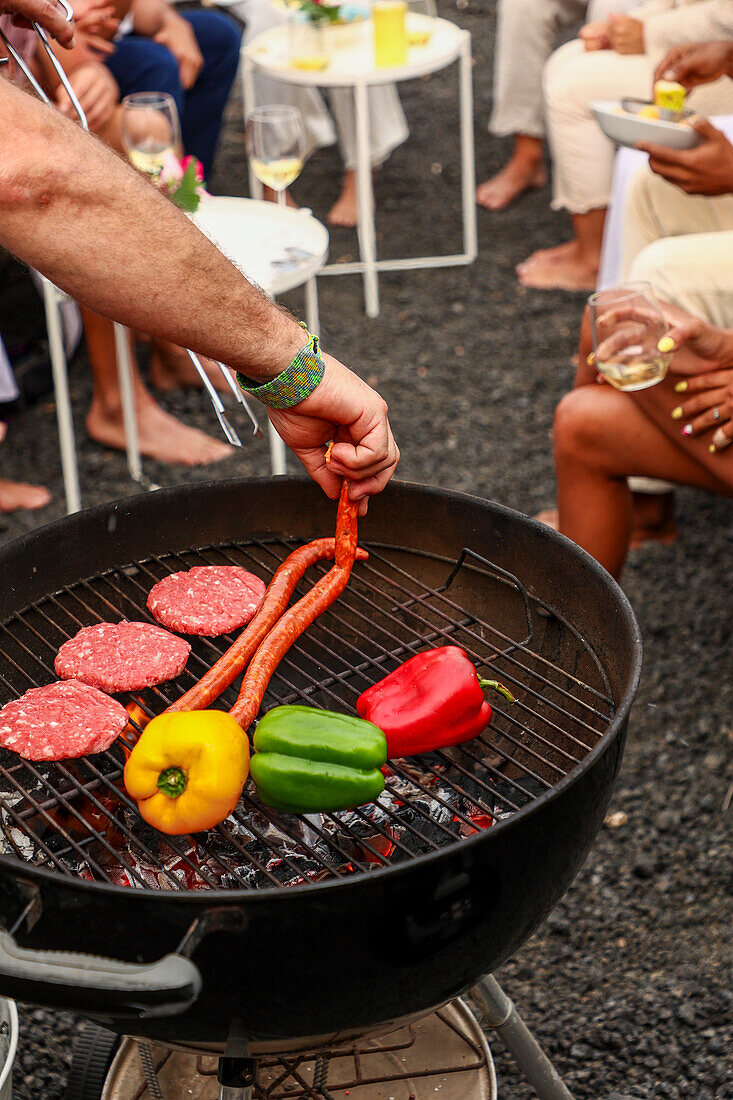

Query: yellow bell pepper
124 711 250 835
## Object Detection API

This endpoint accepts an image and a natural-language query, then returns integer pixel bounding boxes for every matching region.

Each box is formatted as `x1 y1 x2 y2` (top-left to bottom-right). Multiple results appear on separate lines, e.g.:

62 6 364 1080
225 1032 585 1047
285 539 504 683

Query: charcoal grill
0 478 641 1059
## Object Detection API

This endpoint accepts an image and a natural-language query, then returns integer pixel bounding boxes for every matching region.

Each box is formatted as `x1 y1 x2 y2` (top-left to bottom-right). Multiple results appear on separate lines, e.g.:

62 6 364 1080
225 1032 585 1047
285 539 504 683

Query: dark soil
1 1 731 1097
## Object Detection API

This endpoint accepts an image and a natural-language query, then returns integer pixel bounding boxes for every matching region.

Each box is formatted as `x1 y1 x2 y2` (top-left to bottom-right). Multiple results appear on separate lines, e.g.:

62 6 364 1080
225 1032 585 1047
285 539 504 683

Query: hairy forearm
0 82 303 377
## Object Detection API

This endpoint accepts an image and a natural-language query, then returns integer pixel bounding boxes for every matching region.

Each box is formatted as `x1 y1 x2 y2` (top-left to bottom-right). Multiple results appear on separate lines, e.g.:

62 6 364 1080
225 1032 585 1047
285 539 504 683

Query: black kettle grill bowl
0 479 641 1050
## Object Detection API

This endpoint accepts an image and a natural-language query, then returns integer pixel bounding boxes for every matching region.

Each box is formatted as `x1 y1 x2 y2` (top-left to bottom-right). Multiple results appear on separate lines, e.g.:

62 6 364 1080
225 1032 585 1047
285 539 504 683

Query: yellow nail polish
671 406 683 420
709 443 717 454
586 352 596 367
658 336 676 354
674 380 688 393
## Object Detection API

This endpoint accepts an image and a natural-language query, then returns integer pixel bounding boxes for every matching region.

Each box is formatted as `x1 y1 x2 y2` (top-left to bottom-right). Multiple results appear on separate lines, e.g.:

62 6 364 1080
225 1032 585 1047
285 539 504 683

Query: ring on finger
712 406 721 422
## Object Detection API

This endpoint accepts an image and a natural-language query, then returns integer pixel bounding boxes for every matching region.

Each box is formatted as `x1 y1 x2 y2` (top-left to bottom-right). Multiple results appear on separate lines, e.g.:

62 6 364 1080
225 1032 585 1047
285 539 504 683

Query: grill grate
0 538 615 893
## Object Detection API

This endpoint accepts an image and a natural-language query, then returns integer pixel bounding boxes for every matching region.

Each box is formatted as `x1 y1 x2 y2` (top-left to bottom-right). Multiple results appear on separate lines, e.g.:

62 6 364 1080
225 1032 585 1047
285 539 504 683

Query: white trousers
490 0 635 139
544 39 733 213
623 161 733 327
237 0 408 170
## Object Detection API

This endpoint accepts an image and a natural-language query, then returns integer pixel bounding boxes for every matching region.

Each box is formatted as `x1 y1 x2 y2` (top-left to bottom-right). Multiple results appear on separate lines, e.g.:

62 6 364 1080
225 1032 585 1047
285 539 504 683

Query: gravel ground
1 2 732 1096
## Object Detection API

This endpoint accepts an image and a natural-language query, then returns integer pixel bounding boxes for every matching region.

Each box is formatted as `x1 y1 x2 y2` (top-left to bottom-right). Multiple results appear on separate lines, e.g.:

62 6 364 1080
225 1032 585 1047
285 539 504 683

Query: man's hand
154 13 202 89
3 0 74 44
638 118 733 195
55 60 118 128
654 41 733 90
266 355 399 515
579 20 610 52
608 14 644 55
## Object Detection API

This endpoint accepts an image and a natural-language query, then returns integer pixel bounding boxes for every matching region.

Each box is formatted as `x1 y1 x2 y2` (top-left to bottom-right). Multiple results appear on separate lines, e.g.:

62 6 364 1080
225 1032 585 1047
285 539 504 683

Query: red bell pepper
356 646 514 759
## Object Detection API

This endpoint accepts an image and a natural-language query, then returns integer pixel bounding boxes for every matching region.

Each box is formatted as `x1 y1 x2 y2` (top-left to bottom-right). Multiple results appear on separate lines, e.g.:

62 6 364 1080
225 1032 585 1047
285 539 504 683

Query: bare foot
0 479 52 513
518 251 598 291
149 342 232 395
476 159 546 211
516 240 579 276
86 398 234 466
327 171 359 228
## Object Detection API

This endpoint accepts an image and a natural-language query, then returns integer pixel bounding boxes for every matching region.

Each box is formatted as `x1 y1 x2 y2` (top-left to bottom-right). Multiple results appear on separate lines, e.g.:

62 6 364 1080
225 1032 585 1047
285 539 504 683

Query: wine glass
589 282 672 392
120 92 181 179
245 105 306 208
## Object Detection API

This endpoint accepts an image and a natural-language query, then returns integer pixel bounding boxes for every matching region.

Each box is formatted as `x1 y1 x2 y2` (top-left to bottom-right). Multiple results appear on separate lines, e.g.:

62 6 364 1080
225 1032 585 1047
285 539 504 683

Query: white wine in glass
589 282 671 392
246 105 306 207
121 92 181 179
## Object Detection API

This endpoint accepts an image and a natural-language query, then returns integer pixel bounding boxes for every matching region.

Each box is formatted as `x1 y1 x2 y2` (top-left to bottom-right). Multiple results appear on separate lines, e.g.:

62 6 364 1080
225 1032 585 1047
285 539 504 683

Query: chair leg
42 279 81 514
112 323 144 485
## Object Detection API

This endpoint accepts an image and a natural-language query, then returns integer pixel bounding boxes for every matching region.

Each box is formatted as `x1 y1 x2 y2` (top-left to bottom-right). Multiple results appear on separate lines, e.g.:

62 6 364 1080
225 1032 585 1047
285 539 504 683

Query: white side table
242 17 477 318
43 196 329 512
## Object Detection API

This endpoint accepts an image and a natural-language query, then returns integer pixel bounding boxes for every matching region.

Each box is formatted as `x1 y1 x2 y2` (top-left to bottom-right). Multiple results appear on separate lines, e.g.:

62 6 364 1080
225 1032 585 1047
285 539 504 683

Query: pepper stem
478 678 515 704
157 766 188 799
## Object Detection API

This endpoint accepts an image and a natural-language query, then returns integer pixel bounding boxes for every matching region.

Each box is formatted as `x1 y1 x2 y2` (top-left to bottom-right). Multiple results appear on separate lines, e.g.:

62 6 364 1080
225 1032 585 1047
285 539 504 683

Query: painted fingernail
682 424 693 436
674 380 688 393
658 336 676 354
712 428 732 450
709 443 717 453
586 352 596 367
671 406 683 420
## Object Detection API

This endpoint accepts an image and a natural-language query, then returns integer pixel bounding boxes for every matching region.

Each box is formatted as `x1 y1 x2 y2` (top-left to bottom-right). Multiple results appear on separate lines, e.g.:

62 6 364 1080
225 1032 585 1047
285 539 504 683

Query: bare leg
149 341 231 394
476 134 547 212
263 186 297 208
553 385 731 578
327 169 359 228
517 208 606 290
82 310 234 466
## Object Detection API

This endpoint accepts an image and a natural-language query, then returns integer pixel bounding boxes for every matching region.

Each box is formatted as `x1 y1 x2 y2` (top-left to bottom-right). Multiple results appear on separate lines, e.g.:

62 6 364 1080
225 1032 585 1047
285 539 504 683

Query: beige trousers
543 39 733 213
623 164 733 325
490 0 634 139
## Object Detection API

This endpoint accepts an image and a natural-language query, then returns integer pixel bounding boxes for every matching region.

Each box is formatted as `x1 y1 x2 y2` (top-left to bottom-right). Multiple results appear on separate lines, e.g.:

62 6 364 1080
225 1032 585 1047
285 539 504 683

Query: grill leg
471 975 575 1100
218 1056 255 1100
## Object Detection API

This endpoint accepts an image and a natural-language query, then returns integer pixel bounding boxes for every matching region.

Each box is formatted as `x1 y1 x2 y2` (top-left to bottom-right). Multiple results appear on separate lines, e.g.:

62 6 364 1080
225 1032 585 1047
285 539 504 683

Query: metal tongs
0 2 262 448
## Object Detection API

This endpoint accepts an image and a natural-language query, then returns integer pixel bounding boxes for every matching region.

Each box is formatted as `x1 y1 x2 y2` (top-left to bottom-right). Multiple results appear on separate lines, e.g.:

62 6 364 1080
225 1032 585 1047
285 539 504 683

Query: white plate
591 100 701 151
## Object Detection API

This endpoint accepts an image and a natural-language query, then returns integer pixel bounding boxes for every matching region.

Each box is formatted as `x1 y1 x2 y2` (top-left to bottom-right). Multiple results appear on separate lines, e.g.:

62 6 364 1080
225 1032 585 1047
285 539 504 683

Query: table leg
242 54 264 201
305 277 321 337
459 33 477 263
354 82 380 318
113 323 144 485
42 279 81 515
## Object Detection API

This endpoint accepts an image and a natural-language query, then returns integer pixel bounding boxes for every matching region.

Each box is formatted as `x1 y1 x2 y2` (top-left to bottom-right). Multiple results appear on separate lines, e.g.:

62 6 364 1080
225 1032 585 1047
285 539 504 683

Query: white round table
242 16 476 317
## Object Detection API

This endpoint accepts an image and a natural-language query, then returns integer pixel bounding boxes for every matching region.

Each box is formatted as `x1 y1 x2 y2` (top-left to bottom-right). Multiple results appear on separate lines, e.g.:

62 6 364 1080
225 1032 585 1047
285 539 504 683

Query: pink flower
181 154 205 182
159 150 184 186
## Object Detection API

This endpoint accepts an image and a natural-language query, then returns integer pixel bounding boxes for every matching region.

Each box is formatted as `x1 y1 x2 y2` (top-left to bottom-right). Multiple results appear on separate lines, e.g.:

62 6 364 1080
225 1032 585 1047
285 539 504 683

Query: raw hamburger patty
147 566 267 635
0 680 128 761
55 621 191 692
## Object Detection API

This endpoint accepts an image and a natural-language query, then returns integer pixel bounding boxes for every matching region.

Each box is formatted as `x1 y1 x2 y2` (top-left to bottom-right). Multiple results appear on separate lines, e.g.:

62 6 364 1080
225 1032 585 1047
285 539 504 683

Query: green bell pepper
250 705 387 813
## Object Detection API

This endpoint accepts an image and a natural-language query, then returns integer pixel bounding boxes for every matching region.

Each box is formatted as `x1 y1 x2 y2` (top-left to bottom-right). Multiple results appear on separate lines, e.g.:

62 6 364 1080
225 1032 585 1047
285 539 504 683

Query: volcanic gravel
1 2 731 1096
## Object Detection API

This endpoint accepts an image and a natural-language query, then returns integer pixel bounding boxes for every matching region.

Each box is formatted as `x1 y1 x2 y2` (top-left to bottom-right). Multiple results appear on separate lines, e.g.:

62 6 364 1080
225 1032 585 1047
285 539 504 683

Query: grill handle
0 932 201 1020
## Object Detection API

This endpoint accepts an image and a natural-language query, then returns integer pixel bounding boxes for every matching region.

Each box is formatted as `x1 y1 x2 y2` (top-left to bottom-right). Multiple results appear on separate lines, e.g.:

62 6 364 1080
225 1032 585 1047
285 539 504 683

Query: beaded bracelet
236 327 325 410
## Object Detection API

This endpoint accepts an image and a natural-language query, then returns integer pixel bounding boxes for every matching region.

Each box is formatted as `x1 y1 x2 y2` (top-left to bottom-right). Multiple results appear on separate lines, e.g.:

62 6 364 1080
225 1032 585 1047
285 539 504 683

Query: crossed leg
554 384 732 578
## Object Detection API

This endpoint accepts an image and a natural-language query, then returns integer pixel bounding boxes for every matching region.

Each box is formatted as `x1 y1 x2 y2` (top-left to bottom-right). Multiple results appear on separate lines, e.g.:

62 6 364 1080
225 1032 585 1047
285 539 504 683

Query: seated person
235 0 408 226
479 0 637 212
518 0 733 292
550 39 733 578
32 0 241 465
